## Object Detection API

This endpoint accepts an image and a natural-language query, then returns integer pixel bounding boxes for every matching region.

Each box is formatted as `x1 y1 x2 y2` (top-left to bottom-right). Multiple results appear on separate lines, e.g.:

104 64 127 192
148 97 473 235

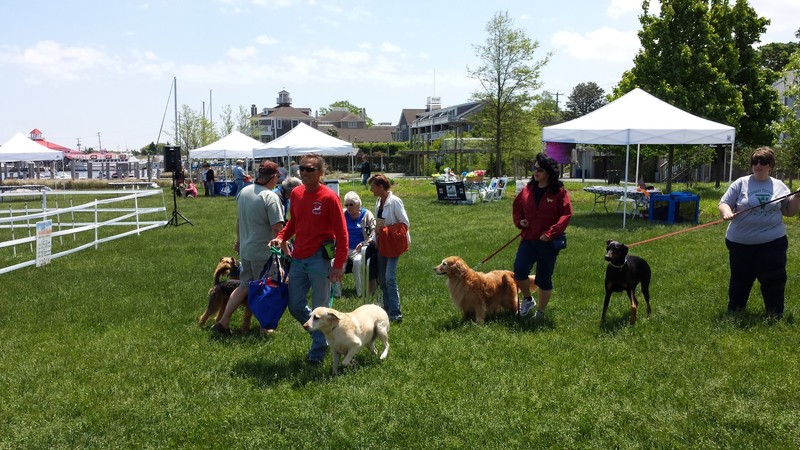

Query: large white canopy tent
542 88 736 227
253 122 354 158
0 133 64 162
188 130 262 160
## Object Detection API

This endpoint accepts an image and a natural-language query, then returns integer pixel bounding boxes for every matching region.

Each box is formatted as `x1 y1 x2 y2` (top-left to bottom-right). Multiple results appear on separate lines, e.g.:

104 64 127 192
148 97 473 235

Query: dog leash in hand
473 231 523 270
269 246 335 306
628 188 800 248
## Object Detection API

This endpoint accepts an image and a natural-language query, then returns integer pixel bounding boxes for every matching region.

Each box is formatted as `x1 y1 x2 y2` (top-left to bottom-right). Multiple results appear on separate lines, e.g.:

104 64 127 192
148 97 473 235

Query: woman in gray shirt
719 147 800 317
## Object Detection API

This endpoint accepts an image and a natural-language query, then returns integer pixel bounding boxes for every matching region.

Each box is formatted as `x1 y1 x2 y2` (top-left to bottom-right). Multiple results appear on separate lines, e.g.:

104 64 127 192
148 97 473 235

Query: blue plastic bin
648 192 699 224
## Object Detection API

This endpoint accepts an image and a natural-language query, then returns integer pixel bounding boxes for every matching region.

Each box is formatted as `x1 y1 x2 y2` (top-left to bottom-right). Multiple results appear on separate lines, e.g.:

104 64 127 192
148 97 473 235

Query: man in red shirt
269 154 348 365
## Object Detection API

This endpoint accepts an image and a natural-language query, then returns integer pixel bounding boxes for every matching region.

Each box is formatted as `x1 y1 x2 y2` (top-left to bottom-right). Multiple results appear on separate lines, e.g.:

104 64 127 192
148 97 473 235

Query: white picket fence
0 189 168 274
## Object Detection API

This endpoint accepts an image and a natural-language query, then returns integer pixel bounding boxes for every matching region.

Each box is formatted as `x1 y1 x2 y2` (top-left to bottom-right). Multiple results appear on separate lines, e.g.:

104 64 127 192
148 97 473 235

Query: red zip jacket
277 184 348 269
512 183 572 241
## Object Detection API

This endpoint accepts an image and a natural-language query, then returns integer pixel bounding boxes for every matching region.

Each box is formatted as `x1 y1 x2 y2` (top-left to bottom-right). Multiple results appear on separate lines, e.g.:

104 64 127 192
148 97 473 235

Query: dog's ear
620 243 628 256
606 239 612 246
328 310 342 322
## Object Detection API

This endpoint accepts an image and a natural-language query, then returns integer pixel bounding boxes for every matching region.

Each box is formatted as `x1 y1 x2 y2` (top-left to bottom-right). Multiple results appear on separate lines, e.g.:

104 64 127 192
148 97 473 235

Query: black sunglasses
751 157 769 166
298 166 318 172
533 166 545 172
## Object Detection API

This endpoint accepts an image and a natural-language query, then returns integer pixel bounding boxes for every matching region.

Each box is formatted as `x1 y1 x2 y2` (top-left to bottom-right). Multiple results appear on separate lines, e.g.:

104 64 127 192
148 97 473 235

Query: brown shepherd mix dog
434 256 537 325
198 257 252 331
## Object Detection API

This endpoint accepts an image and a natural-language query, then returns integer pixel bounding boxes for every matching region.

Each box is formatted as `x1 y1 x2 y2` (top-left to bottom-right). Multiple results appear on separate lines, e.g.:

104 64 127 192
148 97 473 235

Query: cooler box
649 192 700 224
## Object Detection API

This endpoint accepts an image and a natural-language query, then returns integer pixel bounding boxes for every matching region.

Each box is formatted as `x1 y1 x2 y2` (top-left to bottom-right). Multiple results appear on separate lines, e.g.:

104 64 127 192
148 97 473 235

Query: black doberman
603 240 651 325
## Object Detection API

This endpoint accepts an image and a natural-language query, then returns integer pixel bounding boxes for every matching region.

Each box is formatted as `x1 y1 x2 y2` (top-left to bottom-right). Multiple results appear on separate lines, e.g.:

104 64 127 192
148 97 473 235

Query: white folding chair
482 177 499 202
492 177 509 201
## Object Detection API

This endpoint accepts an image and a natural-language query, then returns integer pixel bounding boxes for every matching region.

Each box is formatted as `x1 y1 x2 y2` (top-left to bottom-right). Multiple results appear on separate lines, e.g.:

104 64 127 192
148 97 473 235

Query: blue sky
1 0 798 152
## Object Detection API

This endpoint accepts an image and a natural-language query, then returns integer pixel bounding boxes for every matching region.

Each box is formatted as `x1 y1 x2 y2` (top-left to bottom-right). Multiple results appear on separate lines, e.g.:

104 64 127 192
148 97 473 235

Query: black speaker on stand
163 145 193 227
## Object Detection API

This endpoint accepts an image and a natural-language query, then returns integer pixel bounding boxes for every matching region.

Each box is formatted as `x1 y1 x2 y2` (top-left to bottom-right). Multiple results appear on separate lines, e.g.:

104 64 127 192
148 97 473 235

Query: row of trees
463 2 800 189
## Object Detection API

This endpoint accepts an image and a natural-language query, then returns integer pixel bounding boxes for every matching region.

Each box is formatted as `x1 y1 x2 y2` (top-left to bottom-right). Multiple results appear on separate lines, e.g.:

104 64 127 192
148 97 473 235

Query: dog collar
608 260 626 270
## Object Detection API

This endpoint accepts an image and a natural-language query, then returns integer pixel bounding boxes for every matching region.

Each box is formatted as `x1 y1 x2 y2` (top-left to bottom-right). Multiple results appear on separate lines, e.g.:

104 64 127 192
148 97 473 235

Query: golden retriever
303 305 390 375
434 256 537 324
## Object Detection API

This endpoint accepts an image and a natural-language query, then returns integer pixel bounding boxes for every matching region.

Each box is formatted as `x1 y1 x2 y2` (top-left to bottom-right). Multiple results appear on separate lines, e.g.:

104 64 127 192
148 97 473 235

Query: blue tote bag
248 255 289 330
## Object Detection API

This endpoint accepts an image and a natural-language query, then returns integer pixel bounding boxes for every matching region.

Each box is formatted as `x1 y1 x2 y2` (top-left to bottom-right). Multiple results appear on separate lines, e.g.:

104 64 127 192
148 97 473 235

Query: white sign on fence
36 220 53 267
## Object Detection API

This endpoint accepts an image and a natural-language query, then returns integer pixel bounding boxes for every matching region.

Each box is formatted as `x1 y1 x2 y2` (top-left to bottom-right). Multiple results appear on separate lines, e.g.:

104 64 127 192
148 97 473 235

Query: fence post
94 200 99 250
25 203 33 253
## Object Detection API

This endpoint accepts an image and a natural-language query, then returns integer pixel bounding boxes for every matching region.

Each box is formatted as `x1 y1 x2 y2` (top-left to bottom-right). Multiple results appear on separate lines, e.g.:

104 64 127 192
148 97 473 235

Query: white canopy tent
0 133 64 162
188 130 262 160
542 88 736 227
253 122 354 158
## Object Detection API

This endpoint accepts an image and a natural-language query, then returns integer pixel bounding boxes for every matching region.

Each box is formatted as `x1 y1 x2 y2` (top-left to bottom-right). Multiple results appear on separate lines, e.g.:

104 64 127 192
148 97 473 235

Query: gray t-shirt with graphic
720 175 789 245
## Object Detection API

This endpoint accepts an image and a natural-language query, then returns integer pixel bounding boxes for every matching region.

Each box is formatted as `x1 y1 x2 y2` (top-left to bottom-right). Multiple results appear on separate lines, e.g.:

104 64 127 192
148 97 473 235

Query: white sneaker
519 297 537 316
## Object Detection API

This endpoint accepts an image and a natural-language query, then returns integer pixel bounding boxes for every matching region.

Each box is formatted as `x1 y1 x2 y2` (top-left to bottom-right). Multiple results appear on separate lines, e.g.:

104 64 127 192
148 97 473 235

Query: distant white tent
543 88 736 227
253 122 354 158
188 130 262 160
0 133 64 162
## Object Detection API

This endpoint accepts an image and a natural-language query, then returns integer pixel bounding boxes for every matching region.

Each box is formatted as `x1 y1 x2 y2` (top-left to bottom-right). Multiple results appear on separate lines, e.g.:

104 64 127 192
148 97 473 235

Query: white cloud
255 35 278 45
227 46 258 60
0 40 112 82
380 42 401 53
358 42 372 50
552 27 639 62
607 0 659 19
607 0 642 19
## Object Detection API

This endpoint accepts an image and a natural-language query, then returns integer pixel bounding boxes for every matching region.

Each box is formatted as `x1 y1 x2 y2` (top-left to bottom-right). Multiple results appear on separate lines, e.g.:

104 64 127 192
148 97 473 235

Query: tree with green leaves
169 104 219 153
237 105 254 138
218 105 236 136
756 27 800 73
564 82 607 121
710 0 781 148
468 10 549 176
757 41 800 73
778 49 800 188
616 0 776 192
319 100 373 127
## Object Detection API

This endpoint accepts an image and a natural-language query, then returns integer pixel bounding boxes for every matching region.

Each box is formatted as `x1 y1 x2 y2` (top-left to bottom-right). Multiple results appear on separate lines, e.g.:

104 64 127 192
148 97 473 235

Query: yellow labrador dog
303 305 390 375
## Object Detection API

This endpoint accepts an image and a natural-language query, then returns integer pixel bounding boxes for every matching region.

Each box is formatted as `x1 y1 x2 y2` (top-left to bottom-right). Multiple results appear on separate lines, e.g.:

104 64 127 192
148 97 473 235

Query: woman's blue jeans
377 254 402 321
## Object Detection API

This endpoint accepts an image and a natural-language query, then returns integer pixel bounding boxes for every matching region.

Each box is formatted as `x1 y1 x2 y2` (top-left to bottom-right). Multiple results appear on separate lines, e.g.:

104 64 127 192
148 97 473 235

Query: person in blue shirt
334 191 376 297
232 159 247 195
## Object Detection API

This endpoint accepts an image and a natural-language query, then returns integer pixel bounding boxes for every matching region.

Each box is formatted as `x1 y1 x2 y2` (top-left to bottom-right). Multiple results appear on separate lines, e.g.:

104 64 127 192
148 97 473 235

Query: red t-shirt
277 184 348 268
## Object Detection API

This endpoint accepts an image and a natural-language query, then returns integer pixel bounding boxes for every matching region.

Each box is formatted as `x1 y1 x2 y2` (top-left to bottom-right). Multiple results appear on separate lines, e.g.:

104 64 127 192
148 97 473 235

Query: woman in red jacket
513 153 572 319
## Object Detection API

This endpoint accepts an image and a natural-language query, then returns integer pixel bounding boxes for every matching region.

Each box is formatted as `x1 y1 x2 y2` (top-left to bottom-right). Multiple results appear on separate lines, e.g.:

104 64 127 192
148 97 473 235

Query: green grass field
1 178 799 449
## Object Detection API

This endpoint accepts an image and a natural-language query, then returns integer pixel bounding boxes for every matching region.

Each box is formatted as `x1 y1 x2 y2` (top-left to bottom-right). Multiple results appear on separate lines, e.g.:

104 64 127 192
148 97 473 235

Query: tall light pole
97 132 102 152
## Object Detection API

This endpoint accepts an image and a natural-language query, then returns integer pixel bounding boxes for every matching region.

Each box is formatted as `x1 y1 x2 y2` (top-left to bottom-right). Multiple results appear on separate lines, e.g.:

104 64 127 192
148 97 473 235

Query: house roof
319 110 364 123
415 101 482 121
35 140 72 151
265 106 314 120
336 126 394 143
399 109 425 125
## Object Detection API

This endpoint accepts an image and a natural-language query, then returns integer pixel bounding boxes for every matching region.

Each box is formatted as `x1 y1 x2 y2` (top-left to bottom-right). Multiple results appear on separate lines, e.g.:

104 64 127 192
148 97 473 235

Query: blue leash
269 246 335 306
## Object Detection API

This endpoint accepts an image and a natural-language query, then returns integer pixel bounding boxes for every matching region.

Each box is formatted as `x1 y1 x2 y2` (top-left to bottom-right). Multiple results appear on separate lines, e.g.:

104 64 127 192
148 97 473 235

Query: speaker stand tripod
165 172 193 227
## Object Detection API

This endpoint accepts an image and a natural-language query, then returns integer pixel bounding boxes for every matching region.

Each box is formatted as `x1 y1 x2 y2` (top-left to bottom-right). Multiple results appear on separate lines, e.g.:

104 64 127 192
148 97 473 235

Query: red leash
627 219 724 248
628 188 800 248
474 231 522 270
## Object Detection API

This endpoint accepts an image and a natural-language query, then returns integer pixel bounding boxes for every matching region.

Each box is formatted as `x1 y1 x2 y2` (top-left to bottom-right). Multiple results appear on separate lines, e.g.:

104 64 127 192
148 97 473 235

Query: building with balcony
408 97 483 149
250 90 316 143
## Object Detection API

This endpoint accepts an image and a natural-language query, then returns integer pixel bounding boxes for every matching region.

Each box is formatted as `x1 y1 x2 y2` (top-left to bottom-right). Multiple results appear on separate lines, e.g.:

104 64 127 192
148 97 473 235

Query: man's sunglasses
751 157 770 166
298 166 318 172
